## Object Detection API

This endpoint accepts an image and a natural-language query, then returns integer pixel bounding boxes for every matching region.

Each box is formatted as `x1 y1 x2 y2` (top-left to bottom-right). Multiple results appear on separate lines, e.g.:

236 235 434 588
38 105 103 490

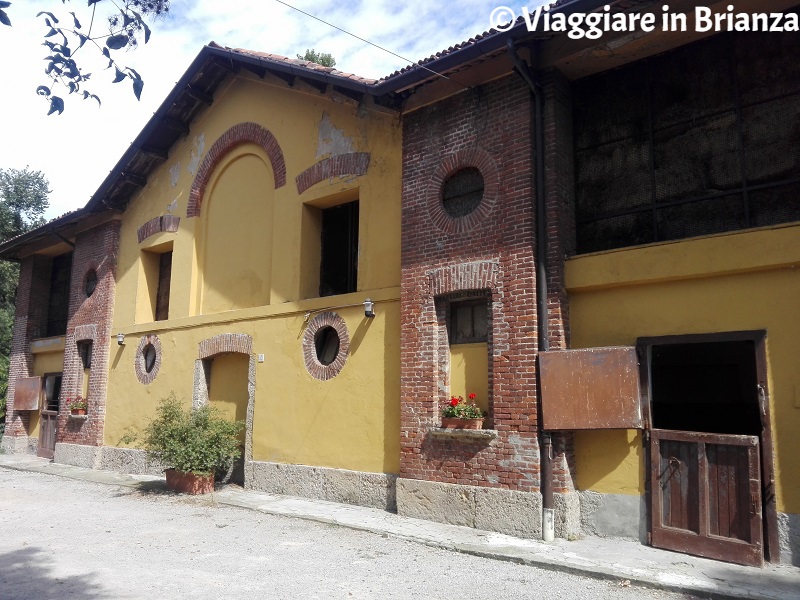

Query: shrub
121 394 244 476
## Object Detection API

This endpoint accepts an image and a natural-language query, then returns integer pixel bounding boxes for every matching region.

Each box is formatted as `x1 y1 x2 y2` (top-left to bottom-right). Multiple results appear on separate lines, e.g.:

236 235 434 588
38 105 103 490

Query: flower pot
70 408 87 416
441 417 484 430
165 468 215 495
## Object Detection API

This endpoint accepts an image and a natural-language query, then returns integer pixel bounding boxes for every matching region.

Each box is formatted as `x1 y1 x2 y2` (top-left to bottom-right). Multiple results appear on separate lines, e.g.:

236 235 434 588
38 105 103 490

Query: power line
272 0 469 89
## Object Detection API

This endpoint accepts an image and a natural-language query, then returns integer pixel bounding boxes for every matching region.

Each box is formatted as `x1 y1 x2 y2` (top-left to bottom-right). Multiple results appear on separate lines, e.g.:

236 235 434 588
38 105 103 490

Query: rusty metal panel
540 347 642 430
13 376 42 411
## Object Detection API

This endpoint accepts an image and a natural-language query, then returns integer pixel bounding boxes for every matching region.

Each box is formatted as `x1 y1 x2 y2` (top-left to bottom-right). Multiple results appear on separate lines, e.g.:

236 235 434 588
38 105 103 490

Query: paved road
0 468 690 600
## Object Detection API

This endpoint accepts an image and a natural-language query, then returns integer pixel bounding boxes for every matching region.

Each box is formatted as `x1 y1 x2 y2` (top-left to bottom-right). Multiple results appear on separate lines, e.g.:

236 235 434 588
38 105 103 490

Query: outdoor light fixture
117 333 125 346
363 298 375 318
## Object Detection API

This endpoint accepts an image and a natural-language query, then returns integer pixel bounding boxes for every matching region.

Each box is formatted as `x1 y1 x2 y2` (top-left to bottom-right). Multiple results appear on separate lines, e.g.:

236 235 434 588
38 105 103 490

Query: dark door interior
37 373 62 459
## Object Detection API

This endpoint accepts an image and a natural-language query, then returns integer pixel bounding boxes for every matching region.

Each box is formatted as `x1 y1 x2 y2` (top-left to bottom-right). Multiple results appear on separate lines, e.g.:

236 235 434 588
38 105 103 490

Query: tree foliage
297 48 336 68
0 1 169 114
0 167 50 406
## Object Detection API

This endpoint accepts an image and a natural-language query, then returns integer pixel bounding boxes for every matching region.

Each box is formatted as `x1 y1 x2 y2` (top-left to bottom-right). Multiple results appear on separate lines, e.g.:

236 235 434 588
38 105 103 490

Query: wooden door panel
651 429 763 567
37 412 57 459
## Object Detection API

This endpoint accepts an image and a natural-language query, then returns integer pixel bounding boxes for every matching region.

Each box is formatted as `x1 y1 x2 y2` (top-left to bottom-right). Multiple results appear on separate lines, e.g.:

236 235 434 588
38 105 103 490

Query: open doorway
640 331 778 566
207 354 249 485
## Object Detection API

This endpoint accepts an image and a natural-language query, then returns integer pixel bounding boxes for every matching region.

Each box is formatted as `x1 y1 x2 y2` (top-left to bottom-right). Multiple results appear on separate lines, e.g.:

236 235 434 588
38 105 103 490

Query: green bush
0 395 5 423
121 394 244 476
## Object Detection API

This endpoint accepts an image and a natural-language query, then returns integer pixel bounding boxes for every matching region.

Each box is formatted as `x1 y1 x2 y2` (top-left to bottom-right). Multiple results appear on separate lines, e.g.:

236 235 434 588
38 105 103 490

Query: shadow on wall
0 546 108 599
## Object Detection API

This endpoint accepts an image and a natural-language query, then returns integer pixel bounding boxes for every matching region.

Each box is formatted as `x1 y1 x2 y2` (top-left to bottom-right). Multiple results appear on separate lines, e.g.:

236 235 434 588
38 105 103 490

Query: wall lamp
117 332 125 346
303 298 377 323
363 298 375 318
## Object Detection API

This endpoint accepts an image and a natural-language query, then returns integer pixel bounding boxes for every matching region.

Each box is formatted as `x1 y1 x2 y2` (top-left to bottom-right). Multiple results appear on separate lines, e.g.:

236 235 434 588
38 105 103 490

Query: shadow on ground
0 546 108 599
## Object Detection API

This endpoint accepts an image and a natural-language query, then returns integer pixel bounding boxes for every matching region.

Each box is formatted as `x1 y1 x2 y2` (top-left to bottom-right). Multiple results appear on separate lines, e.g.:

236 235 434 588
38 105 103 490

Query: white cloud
0 0 506 219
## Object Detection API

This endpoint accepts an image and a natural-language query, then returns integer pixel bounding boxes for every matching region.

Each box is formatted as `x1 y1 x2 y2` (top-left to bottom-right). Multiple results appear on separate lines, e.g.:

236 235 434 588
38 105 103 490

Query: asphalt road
0 468 692 600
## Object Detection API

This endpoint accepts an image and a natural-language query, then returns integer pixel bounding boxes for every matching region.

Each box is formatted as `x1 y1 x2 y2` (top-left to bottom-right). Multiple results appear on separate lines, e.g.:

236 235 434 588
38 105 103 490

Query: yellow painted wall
567 224 800 513
208 353 249 445
108 71 402 476
450 343 489 414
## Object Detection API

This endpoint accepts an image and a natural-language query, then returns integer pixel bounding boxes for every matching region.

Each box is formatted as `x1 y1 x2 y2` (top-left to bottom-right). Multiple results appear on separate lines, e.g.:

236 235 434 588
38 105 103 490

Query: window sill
68 414 88 421
428 427 498 441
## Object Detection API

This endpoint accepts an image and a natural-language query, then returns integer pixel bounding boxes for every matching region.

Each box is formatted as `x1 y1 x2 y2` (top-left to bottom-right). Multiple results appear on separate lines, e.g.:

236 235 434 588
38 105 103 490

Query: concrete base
54 443 102 468
1 435 37 455
554 491 581 539
247 460 397 511
778 511 800 566
55 444 164 476
396 478 543 539
579 491 645 542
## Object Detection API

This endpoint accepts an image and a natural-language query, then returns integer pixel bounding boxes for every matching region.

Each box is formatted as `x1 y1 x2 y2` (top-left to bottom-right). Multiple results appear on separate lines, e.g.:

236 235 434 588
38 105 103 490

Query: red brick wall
57 220 120 446
400 75 542 492
4 255 52 438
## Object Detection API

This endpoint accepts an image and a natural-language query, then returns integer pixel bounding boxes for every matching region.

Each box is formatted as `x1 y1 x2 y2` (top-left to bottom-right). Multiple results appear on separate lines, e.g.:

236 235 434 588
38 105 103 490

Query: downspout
507 39 554 542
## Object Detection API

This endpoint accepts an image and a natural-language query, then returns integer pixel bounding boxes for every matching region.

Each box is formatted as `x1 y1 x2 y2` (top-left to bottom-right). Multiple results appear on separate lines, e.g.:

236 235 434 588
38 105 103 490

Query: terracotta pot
165 468 215 495
70 408 87 416
441 417 484 430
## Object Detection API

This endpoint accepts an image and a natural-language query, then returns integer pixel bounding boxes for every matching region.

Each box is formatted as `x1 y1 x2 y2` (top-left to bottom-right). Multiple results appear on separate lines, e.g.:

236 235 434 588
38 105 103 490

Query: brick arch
295 152 371 194
426 147 500 235
187 123 286 218
197 333 253 360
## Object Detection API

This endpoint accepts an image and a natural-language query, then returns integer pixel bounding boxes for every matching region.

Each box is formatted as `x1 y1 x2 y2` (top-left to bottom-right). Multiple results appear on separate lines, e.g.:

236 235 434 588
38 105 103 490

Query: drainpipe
507 39 554 542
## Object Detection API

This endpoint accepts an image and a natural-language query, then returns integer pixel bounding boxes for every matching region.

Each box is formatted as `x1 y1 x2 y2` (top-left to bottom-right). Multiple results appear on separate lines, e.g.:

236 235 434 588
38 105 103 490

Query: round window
442 167 484 218
84 269 98 297
143 344 157 373
314 326 340 366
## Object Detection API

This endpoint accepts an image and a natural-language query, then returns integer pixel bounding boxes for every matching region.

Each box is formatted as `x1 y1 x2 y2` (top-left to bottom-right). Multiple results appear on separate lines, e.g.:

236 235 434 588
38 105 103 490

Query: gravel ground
0 468 694 600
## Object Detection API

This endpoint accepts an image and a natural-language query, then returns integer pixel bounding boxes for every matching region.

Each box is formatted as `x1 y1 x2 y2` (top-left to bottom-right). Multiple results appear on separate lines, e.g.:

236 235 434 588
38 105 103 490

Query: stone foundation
247 460 397 511
396 478 544 538
1 435 37 455
778 512 800 566
579 491 645 542
55 444 164 476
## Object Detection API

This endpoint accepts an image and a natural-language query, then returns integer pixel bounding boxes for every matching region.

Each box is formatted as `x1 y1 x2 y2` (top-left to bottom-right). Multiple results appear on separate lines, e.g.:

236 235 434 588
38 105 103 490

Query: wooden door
650 429 763 566
37 373 62 460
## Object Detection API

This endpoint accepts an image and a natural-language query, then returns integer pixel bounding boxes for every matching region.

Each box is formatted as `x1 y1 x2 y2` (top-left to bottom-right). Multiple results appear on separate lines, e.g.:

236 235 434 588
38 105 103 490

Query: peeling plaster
316 113 354 159
187 133 206 175
169 163 181 187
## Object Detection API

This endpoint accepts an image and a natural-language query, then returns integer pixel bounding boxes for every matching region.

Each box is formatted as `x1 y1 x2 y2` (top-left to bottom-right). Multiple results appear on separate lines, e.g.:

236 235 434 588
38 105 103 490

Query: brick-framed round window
427 148 499 235
135 334 162 385
303 312 350 380
84 269 98 297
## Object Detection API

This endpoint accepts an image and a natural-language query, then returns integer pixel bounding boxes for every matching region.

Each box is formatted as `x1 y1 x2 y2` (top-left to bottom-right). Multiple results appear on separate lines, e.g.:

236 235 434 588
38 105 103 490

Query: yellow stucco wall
107 72 402 476
567 223 800 513
450 343 489 415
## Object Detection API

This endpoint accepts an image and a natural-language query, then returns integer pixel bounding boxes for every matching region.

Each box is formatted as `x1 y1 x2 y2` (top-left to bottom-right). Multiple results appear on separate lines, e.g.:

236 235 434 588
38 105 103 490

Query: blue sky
0 0 517 219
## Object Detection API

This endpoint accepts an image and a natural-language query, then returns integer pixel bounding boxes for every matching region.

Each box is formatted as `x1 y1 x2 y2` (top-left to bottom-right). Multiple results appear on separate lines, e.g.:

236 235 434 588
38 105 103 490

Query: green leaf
132 77 143 101
90 94 101 106
143 21 151 44
36 85 51 97
112 68 125 83
127 67 141 80
36 11 59 24
44 27 58 37
106 34 128 50
77 33 88 48
0 10 11 27
47 96 65 116
0 2 11 9
70 12 81 29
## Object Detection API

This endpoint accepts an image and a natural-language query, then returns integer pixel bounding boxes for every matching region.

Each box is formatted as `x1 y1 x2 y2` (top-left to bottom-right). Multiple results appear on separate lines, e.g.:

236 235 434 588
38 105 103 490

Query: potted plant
67 396 88 415
441 393 486 429
120 394 244 494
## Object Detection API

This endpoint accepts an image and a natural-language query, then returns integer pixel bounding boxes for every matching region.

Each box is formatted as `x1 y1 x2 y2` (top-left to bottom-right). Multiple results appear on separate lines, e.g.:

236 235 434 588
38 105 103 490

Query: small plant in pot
120 394 244 494
67 396 88 415
441 393 486 429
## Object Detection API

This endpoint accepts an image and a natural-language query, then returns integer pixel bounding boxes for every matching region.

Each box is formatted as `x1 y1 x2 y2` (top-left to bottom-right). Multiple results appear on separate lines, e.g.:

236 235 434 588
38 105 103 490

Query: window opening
449 299 488 345
442 168 484 218
78 341 92 399
314 326 341 366
45 252 73 337
143 344 157 374
155 251 172 321
84 269 97 297
43 373 62 412
319 201 358 297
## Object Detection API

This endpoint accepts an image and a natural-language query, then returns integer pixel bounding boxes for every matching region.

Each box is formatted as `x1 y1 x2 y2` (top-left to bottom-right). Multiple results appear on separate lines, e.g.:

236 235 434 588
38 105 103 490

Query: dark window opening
650 340 759 435
84 269 97 297
442 168 484 218
314 326 340 365
43 373 62 412
143 344 157 374
574 30 800 253
319 201 358 297
449 299 488 345
78 342 92 369
45 252 73 337
155 251 172 321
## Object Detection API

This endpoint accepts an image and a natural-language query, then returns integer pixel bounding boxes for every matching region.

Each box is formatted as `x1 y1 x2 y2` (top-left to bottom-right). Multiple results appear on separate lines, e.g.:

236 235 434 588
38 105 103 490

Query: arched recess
196 145 276 315
187 122 286 218
193 333 255 485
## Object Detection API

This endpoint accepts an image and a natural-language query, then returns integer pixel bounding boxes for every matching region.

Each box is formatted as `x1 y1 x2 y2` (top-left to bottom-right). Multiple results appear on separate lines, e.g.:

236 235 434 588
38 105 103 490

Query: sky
0 0 517 220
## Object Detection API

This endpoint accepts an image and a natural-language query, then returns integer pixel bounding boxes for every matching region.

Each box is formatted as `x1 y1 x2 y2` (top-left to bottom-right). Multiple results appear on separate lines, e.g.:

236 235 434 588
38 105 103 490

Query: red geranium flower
468 393 476 400
449 397 459 407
